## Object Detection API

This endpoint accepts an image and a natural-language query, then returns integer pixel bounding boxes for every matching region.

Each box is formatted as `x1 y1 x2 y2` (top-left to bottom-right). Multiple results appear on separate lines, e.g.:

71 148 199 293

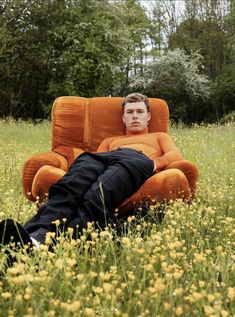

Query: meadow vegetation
0 120 234 317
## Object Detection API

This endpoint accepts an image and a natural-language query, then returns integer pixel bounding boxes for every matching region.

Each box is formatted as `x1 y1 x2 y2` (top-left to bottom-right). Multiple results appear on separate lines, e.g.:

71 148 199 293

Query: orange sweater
97 131 183 172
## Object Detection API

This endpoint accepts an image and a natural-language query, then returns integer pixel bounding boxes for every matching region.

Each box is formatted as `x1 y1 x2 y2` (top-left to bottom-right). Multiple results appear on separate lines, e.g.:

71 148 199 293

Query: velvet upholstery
22 96 199 214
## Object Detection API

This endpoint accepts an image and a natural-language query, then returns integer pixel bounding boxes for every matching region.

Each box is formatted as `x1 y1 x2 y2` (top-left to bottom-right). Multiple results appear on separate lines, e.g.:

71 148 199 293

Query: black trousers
24 148 154 243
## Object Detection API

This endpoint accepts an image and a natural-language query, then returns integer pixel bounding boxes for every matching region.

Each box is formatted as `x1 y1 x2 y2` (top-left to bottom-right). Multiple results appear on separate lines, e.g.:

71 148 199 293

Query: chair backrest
51 96 169 152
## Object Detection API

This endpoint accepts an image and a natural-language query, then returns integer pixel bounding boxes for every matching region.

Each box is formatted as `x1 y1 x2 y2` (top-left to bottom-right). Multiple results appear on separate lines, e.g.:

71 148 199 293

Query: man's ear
122 114 126 123
147 112 151 121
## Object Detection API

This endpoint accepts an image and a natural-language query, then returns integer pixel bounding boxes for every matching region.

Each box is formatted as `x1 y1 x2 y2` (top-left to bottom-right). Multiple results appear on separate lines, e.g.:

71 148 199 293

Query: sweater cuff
153 160 157 173
154 157 168 172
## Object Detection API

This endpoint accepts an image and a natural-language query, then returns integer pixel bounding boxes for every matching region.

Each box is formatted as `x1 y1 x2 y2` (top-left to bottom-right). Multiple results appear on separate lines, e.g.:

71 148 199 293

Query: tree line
0 0 234 123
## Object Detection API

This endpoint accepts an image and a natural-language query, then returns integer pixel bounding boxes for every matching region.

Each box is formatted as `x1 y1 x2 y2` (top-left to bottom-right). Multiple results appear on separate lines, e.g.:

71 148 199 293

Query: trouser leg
24 152 108 243
68 149 154 232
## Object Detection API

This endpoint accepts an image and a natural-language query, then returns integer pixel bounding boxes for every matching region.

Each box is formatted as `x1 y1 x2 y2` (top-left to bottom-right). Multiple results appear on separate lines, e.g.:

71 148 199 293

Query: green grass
0 120 234 317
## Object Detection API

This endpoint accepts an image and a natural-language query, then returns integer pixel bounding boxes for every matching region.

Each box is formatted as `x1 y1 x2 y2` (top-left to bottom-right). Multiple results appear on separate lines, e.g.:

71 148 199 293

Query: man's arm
96 138 110 152
153 133 183 172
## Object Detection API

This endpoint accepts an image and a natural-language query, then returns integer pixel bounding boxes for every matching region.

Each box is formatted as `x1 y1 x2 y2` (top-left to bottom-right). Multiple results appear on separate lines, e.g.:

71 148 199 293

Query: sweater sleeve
96 138 110 152
154 133 183 172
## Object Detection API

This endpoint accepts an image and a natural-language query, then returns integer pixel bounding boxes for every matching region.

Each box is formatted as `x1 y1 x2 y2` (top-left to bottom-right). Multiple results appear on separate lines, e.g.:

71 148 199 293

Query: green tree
212 65 235 120
0 0 70 119
46 0 128 99
110 0 155 95
211 0 235 120
168 18 228 80
163 0 233 121
0 0 153 118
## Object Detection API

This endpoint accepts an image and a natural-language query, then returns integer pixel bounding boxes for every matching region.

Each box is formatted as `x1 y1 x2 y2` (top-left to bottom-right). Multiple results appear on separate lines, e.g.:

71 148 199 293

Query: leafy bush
129 49 211 123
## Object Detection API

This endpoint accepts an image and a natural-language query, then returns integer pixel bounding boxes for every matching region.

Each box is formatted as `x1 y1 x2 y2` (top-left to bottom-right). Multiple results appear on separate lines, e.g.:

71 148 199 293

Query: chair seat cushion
32 166 191 215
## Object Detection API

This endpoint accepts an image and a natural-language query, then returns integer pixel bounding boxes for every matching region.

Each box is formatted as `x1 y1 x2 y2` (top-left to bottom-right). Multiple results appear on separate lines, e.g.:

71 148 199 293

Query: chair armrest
53 146 84 167
32 165 66 201
22 151 69 201
118 168 191 215
164 160 199 198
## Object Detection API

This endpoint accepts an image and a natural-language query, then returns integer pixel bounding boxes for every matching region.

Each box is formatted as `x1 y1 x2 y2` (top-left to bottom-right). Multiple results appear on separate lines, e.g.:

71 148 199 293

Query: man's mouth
131 122 140 125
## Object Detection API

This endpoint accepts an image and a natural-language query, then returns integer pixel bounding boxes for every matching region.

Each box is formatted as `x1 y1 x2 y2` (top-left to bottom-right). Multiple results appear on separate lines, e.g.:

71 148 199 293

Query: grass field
0 120 234 317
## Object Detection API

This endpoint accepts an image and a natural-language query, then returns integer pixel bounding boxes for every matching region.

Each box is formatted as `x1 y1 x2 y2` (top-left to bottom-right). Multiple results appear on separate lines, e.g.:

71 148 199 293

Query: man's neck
126 128 149 135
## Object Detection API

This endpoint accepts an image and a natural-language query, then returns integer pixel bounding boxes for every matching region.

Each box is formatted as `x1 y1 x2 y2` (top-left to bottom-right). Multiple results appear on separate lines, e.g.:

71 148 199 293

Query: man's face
122 102 151 134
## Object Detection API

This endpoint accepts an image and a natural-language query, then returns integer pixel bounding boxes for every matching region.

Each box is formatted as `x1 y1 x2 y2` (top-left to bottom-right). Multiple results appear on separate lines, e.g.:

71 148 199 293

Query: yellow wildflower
227 287 235 300
175 307 183 316
1 292 11 299
84 307 95 316
204 305 214 316
122 237 131 247
55 258 64 269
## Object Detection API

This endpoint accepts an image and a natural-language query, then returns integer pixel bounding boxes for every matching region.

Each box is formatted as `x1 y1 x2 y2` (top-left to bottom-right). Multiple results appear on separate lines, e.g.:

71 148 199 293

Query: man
0 93 183 250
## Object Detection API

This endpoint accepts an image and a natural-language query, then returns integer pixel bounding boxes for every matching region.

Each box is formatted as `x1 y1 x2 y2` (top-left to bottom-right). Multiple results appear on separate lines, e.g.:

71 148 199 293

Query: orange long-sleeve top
97 130 183 172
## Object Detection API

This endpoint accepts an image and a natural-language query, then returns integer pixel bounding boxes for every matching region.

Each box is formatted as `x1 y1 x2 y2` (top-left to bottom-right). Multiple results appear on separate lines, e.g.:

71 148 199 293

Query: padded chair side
22 152 68 201
148 98 169 133
51 96 88 151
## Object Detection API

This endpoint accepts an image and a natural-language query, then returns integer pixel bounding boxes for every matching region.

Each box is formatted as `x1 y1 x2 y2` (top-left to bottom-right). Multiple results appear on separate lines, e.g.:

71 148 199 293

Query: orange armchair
22 96 199 214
